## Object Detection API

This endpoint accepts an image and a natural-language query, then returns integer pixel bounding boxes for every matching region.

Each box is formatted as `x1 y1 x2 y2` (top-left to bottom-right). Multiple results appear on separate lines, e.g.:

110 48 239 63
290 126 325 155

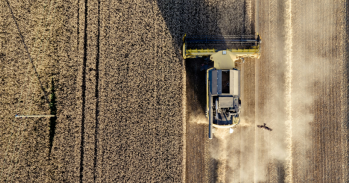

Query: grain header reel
182 34 261 139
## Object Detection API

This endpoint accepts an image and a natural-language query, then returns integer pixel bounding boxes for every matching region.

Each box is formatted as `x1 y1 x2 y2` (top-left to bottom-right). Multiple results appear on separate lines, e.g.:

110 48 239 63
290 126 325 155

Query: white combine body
182 34 261 139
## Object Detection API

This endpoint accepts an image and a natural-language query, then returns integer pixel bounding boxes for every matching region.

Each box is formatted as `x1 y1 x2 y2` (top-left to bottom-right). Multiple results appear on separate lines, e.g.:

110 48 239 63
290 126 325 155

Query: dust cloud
205 3 336 183
206 56 333 183
187 0 336 181
188 113 209 125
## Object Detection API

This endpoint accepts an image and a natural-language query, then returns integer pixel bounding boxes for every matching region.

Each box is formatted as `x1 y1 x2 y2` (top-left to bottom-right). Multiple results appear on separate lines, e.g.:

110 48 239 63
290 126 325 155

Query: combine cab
182 34 261 139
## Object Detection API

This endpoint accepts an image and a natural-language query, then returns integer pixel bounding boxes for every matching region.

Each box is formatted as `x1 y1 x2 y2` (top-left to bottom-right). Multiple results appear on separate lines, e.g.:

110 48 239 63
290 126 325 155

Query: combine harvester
182 34 261 139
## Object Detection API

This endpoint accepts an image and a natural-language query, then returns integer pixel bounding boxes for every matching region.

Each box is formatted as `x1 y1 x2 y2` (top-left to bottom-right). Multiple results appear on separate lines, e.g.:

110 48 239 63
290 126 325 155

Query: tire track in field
310 1 317 181
267 0 275 181
313 1 321 181
329 2 336 181
332 2 340 180
93 0 100 181
342 1 349 182
80 0 88 182
302 1 310 182
284 0 293 182
96 0 110 179
320 3 325 182
268 0 279 181
291 0 306 181
333 2 341 180
324 2 329 181
338 1 348 182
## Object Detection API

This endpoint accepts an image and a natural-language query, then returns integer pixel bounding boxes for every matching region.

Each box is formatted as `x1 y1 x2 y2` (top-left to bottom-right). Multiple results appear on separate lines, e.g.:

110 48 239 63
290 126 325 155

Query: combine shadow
211 158 219 183
185 57 212 112
156 0 253 112
49 78 57 156
155 0 252 51
276 161 286 183
155 0 225 125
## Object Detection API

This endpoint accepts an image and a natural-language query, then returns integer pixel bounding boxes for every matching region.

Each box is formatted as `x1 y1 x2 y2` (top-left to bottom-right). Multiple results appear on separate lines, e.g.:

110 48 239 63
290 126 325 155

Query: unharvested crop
1 0 348 182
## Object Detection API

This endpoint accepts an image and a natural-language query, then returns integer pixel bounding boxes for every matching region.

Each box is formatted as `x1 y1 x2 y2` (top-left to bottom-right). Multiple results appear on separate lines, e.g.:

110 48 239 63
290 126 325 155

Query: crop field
0 0 348 182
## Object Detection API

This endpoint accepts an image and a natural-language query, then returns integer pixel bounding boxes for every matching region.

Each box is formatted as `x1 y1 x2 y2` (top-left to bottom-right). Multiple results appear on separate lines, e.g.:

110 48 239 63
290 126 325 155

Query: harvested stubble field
0 0 349 183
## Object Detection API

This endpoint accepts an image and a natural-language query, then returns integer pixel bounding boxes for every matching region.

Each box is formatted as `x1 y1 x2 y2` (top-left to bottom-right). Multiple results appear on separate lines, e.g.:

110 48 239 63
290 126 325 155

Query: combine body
207 68 241 138
183 34 261 139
